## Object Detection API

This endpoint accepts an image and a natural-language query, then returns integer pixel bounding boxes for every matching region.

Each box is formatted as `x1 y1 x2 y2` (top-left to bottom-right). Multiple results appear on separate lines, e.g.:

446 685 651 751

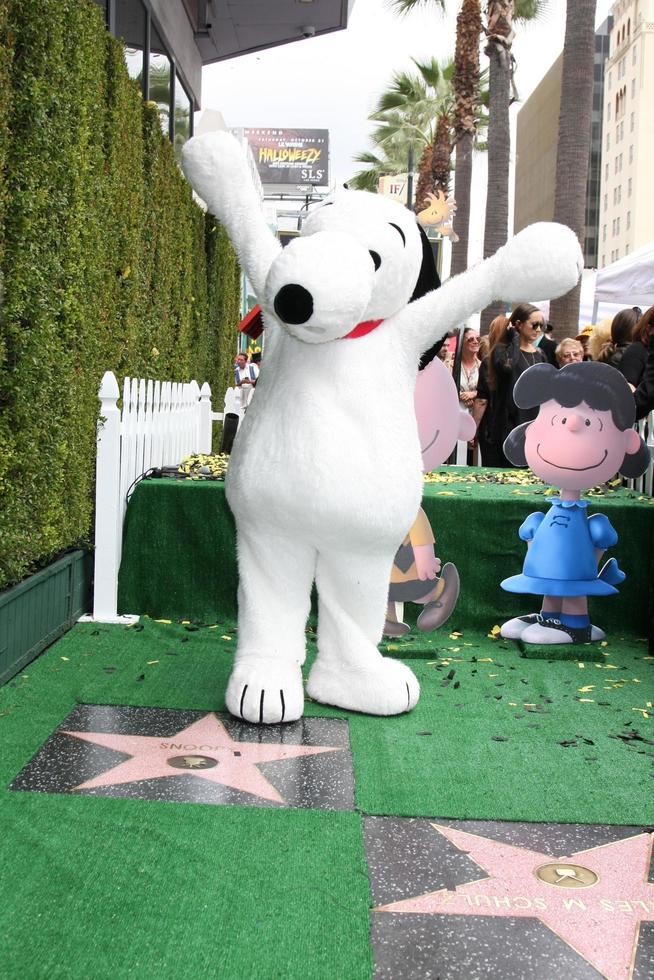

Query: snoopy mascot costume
181 132 582 725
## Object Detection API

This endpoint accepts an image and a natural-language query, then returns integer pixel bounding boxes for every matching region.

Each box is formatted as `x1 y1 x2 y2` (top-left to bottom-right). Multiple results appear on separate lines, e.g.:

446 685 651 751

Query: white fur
182 132 583 723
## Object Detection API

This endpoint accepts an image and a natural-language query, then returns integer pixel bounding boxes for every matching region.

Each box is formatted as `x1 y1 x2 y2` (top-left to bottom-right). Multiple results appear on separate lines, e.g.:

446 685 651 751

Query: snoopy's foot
306 656 419 716
226 657 304 724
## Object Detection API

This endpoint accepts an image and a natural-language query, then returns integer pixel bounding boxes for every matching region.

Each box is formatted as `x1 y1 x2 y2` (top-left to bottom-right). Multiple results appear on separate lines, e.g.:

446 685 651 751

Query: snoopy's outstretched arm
181 132 281 298
393 223 583 358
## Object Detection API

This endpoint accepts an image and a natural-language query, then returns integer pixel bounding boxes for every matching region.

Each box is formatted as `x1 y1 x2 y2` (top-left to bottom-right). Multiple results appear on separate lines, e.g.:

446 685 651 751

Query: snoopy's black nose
273 283 314 325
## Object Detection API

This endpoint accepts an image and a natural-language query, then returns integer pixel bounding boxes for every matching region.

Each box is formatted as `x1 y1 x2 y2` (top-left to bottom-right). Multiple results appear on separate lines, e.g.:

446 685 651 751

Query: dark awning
194 0 354 63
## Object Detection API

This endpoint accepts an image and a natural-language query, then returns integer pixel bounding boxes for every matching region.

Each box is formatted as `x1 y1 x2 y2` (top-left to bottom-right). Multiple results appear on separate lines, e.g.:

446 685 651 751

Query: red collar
342 318 384 340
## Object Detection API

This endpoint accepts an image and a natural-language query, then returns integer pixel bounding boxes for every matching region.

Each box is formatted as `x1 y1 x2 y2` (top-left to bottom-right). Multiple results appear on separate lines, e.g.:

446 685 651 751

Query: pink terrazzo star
375 823 654 980
63 713 342 804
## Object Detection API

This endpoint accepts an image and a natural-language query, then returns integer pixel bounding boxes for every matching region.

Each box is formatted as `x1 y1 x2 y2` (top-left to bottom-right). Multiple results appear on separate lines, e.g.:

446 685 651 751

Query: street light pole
407 144 414 211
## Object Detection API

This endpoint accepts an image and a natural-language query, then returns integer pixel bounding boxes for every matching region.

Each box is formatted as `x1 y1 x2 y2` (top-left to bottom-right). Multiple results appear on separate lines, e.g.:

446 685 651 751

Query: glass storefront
174 74 192 161
116 0 147 89
149 24 172 137
96 1 194 152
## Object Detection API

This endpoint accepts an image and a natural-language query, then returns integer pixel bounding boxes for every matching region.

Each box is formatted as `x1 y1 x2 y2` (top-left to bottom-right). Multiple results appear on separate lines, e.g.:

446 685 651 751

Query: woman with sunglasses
474 304 546 467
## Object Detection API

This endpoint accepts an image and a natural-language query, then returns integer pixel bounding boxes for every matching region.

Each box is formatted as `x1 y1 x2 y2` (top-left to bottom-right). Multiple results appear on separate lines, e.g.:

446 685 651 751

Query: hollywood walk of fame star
62 713 342 804
375 823 654 980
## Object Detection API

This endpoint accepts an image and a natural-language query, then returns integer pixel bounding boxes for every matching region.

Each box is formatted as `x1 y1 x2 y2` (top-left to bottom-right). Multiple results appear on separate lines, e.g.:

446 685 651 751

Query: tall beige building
514 19 612 269
599 0 654 267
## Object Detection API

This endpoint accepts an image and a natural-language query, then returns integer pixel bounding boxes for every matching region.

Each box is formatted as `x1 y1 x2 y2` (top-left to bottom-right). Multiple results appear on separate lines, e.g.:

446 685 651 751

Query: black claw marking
240 684 248 719
259 689 266 724
280 689 286 723
406 682 411 711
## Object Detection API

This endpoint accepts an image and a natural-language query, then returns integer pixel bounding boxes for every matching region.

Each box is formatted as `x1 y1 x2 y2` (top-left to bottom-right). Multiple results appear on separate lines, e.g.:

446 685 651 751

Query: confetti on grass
422 469 627 495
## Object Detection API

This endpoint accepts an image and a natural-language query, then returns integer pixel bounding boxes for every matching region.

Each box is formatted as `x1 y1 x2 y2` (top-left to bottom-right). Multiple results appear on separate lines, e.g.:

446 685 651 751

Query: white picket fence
81 371 222 624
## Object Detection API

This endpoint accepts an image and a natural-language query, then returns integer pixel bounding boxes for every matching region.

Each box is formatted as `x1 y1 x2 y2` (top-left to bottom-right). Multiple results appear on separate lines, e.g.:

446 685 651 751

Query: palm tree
480 0 548 331
349 139 417 193
349 58 454 205
390 0 483 275
549 0 597 334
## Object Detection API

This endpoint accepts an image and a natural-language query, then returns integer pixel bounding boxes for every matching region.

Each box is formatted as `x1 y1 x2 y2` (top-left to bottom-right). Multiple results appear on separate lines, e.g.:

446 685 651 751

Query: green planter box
0 550 93 686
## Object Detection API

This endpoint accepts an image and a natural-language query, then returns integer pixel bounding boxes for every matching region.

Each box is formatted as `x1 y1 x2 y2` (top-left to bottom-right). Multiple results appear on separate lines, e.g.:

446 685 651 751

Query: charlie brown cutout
500 361 649 645
385 354 475 636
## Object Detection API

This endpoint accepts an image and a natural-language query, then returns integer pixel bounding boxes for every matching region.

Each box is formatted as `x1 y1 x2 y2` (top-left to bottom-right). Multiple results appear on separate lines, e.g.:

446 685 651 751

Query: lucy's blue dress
501 498 624 597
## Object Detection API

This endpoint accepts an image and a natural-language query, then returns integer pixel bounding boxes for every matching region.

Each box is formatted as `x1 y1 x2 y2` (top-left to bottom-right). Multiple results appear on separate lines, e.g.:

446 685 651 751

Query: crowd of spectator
437 303 654 467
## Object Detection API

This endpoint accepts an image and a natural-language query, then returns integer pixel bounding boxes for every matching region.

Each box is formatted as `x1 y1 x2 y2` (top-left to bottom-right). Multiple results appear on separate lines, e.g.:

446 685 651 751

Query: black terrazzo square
364 816 654 980
9 704 354 810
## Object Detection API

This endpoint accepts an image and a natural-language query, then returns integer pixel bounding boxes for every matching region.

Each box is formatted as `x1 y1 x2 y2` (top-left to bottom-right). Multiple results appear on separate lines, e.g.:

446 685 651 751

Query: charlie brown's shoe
416 563 460 632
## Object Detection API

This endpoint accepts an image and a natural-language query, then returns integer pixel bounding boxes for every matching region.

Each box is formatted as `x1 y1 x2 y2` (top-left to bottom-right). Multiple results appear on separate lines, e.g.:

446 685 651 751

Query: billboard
378 173 410 206
243 128 329 187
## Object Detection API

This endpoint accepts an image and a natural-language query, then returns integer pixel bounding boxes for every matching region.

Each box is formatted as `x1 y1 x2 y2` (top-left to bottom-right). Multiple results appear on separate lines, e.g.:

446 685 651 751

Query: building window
627 211 631 229
631 78 636 97
607 101 612 121
604 193 608 211
602 254 605 265
605 162 609 180
173 74 193 160
608 70 612 90
626 243 630 255
628 177 632 196
616 216 620 235
603 224 607 242
116 0 146 88
631 112 635 132
632 46 637 65
149 24 172 137
616 248 619 259
606 131 611 150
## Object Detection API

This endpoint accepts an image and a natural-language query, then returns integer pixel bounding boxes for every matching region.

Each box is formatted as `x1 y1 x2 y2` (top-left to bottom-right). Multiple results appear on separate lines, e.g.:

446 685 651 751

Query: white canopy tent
592 239 654 322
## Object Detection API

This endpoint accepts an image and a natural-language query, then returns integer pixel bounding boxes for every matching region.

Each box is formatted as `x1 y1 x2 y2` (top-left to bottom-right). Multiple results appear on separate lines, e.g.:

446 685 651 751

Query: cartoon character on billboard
385 354 475 636
500 361 649 645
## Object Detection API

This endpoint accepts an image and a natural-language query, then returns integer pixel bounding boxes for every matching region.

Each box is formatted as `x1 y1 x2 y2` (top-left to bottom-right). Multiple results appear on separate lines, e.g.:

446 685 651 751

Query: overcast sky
199 0 613 267
201 0 613 185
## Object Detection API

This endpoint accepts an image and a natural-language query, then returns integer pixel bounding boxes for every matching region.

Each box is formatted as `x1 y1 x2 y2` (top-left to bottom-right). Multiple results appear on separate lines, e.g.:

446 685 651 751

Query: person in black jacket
620 305 654 391
596 307 640 372
634 329 654 420
474 305 546 467
539 321 558 367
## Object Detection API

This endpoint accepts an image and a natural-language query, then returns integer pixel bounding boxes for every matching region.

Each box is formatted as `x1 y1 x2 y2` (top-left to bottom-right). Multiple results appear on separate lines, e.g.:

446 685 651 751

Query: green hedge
0 0 241 591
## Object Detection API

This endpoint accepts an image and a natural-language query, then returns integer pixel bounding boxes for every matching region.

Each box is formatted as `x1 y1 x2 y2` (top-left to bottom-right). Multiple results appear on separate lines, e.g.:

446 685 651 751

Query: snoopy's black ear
410 223 441 303
412 223 443 370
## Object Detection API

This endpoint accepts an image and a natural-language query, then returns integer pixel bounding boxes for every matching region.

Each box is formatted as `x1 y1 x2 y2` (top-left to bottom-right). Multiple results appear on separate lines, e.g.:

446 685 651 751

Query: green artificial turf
0 794 371 980
0 620 372 980
3 619 652 827
2 617 653 978
354 629 654 823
